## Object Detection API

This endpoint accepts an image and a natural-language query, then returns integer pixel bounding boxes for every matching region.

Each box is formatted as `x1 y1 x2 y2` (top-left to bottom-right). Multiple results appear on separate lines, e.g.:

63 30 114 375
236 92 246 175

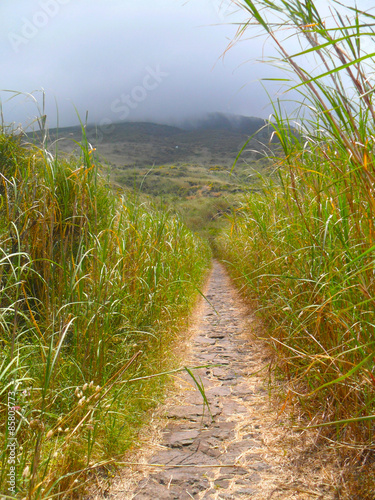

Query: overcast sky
0 0 374 129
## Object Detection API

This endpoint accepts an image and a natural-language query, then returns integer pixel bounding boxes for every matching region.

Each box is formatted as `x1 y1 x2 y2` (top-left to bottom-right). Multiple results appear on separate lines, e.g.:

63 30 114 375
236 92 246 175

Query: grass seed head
22 466 30 479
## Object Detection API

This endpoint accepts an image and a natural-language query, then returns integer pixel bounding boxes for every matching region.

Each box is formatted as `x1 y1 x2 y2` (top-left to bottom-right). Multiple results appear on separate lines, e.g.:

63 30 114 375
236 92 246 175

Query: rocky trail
95 261 343 500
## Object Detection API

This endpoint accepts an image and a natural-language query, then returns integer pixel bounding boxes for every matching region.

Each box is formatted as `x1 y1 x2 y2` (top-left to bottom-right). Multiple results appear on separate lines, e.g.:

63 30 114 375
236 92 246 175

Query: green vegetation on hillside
45 114 272 169
37 114 275 242
0 130 210 499
217 1 375 496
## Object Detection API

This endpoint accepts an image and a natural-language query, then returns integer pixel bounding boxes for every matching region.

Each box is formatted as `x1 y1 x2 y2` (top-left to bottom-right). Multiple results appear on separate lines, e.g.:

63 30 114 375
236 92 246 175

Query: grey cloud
0 0 343 129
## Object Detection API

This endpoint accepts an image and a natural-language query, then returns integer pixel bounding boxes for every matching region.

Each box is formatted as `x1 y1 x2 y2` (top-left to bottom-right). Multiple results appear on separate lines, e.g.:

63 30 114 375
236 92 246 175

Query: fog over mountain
0 0 289 129
179 112 267 133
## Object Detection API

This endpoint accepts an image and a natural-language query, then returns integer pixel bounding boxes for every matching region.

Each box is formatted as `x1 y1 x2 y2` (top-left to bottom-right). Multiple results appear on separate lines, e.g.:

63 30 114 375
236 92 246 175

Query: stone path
129 262 272 499
100 261 342 500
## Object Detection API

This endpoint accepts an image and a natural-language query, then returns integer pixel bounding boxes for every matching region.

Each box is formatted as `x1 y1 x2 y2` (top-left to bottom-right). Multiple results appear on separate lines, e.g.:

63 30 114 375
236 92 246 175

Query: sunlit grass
0 128 211 499
218 0 375 494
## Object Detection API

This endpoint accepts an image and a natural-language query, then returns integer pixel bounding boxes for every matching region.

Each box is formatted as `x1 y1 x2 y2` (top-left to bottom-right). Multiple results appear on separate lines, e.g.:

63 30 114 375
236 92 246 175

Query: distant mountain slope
34 113 274 168
96 121 183 142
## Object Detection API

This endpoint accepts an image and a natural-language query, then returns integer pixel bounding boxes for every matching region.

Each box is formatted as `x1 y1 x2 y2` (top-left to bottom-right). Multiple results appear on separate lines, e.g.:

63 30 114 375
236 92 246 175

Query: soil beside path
94 261 344 500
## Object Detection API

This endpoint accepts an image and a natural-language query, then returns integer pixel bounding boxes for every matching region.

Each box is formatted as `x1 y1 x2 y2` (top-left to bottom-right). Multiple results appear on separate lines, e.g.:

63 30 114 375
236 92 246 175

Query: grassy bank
0 130 211 499
217 0 375 495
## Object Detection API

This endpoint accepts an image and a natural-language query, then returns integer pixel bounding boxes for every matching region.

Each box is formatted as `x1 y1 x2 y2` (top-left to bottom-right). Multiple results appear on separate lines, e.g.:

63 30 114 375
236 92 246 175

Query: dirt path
97 261 343 500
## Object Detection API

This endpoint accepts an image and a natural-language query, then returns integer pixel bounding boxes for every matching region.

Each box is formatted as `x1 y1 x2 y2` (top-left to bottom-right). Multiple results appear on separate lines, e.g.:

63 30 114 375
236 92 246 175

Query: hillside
41 113 271 169
29 113 274 208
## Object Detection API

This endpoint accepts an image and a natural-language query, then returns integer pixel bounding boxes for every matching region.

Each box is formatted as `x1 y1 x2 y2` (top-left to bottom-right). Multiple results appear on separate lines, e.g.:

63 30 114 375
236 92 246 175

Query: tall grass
0 129 210 499
218 0 375 492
